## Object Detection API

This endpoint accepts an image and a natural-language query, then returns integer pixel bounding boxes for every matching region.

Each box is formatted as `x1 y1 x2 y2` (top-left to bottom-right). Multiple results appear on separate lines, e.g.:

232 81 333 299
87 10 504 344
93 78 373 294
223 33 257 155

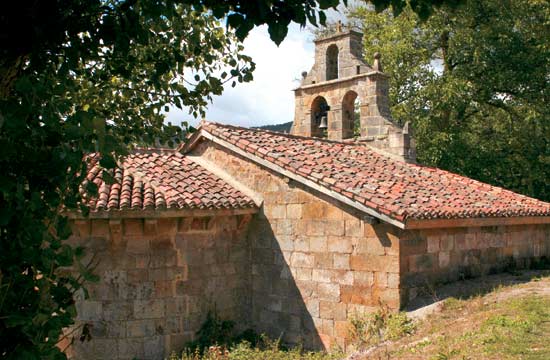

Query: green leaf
318 0 340 10
268 22 289 45
57 245 74 267
5 315 29 328
85 181 98 197
99 154 116 169
14 76 32 93
0 206 11 226
227 13 244 29
319 11 327 26
101 169 116 185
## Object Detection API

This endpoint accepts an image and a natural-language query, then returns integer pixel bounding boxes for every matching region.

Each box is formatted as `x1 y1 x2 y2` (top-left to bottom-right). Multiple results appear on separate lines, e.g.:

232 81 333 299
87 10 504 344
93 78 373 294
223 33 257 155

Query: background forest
349 0 550 201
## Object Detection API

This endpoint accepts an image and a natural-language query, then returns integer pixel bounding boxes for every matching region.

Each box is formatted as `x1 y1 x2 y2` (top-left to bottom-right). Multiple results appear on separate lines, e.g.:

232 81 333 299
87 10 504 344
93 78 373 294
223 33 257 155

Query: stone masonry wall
400 224 550 304
192 140 403 350
65 215 251 360
305 31 368 84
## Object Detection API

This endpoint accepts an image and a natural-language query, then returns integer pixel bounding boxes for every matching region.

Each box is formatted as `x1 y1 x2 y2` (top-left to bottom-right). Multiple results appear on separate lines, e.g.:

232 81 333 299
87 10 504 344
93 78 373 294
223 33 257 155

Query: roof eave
404 215 550 229
183 127 550 231
64 206 259 220
177 127 204 153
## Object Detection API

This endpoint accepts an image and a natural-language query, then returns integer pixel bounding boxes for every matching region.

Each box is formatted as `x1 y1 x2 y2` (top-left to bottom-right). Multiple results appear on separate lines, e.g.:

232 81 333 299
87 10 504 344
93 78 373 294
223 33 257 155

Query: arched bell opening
326 44 339 81
342 90 359 139
310 96 330 138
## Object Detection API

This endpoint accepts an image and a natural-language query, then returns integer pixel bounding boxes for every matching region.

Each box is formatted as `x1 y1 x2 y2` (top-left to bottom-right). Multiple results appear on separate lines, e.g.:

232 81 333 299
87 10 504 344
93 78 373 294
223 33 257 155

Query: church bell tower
291 23 415 162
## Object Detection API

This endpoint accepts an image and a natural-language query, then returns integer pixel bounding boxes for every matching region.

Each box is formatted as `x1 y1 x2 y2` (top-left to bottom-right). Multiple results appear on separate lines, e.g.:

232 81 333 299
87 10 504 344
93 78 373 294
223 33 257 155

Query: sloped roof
188 122 550 227
82 149 257 214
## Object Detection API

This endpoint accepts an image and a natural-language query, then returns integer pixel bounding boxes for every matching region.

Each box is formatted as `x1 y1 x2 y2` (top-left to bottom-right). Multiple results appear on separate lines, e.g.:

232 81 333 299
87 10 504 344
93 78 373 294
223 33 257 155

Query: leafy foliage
350 0 550 201
183 310 259 355
180 312 341 360
0 1 257 358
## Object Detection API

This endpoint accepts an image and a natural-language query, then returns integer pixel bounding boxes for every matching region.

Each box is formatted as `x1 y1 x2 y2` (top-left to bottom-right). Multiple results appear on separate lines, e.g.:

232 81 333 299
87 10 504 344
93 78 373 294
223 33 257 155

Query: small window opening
342 91 359 139
326 44 339 81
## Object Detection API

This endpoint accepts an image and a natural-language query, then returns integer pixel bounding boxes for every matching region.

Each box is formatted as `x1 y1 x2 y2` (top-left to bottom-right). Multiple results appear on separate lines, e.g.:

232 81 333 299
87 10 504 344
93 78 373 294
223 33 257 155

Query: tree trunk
440 29 451 129
0 56 24 100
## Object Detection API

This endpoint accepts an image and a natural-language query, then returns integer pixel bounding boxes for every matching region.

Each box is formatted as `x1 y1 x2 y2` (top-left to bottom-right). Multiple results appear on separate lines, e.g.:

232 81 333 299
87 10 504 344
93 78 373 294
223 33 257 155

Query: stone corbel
74 220 91 237
178 217 193 232
363 215 379 225
109 219 123 247
144 219 158 235
237 214 253 231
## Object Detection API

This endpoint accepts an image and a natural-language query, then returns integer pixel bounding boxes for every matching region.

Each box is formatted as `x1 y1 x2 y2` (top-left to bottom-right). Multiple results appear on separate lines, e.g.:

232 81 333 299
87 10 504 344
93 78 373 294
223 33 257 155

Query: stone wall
192 141 403 350
305 30 368 84
65 215 251 360
400 224 550 304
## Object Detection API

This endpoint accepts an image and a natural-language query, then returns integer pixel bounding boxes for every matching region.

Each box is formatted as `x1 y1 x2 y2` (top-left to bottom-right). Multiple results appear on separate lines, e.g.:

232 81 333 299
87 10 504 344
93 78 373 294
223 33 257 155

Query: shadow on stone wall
247 215 324 349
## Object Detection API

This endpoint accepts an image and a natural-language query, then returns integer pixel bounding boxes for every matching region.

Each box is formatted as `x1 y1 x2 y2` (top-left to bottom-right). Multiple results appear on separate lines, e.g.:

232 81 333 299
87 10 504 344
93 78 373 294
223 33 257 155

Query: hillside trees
351 0 550 201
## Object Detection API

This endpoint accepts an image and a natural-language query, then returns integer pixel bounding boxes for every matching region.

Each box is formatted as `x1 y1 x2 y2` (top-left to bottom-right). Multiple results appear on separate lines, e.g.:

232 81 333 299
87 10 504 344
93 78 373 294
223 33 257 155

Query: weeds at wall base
176 310 342 360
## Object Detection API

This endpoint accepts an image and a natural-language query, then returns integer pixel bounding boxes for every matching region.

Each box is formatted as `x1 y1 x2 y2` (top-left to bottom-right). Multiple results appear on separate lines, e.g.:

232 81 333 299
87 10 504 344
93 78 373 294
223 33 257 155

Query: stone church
65 29 550 359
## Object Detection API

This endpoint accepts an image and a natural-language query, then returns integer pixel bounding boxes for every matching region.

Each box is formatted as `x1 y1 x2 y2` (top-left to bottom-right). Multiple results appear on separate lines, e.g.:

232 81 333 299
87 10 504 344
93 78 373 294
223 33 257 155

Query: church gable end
185 126 550 350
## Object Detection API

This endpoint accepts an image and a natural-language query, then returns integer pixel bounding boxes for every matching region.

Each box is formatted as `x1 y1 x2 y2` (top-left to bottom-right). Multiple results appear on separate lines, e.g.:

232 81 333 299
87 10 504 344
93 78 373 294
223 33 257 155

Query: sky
165 5 353 129
164 24 315 128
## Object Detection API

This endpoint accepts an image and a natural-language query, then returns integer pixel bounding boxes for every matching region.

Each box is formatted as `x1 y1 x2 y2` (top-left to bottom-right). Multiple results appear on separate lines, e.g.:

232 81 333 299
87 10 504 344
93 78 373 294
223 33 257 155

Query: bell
319 115 328 130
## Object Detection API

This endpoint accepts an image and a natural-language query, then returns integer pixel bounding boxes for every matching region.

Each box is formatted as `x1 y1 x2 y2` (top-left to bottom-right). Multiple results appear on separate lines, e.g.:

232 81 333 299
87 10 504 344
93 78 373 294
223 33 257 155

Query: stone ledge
406 216 550 229
65 207 258 220
294 72 386 91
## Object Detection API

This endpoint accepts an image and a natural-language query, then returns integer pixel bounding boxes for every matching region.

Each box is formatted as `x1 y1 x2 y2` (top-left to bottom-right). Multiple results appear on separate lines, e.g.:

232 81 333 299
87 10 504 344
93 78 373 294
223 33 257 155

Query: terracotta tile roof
199 122 550 223
82 149 256 213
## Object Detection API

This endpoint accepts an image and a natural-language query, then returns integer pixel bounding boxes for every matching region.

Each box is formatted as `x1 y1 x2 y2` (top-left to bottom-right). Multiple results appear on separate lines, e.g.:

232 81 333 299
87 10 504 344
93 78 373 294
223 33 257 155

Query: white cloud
164 3 362 129
165 24 315 128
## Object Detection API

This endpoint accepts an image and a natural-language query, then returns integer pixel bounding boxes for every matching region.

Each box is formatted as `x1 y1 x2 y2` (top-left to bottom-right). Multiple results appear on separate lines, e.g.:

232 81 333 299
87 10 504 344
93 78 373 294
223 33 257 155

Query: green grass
477 297 550 359
372 272 550 360
406 295 550 360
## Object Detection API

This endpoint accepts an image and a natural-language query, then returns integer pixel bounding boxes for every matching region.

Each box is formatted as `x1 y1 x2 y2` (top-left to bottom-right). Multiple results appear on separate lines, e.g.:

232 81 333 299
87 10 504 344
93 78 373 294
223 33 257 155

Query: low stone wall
400 224 550 304
65 215 251 360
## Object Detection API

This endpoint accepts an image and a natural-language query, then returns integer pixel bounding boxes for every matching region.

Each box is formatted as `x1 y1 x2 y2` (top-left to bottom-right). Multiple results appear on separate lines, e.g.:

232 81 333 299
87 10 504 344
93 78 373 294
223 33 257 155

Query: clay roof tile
200 122 550 223
82 149 256 214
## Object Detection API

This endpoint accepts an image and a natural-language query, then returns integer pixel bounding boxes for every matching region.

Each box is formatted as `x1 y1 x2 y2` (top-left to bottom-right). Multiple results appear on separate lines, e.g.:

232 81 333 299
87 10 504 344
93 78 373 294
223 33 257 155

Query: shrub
177 312 342 360
348 305 416 349
175 336 342 360
183 310 260 356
